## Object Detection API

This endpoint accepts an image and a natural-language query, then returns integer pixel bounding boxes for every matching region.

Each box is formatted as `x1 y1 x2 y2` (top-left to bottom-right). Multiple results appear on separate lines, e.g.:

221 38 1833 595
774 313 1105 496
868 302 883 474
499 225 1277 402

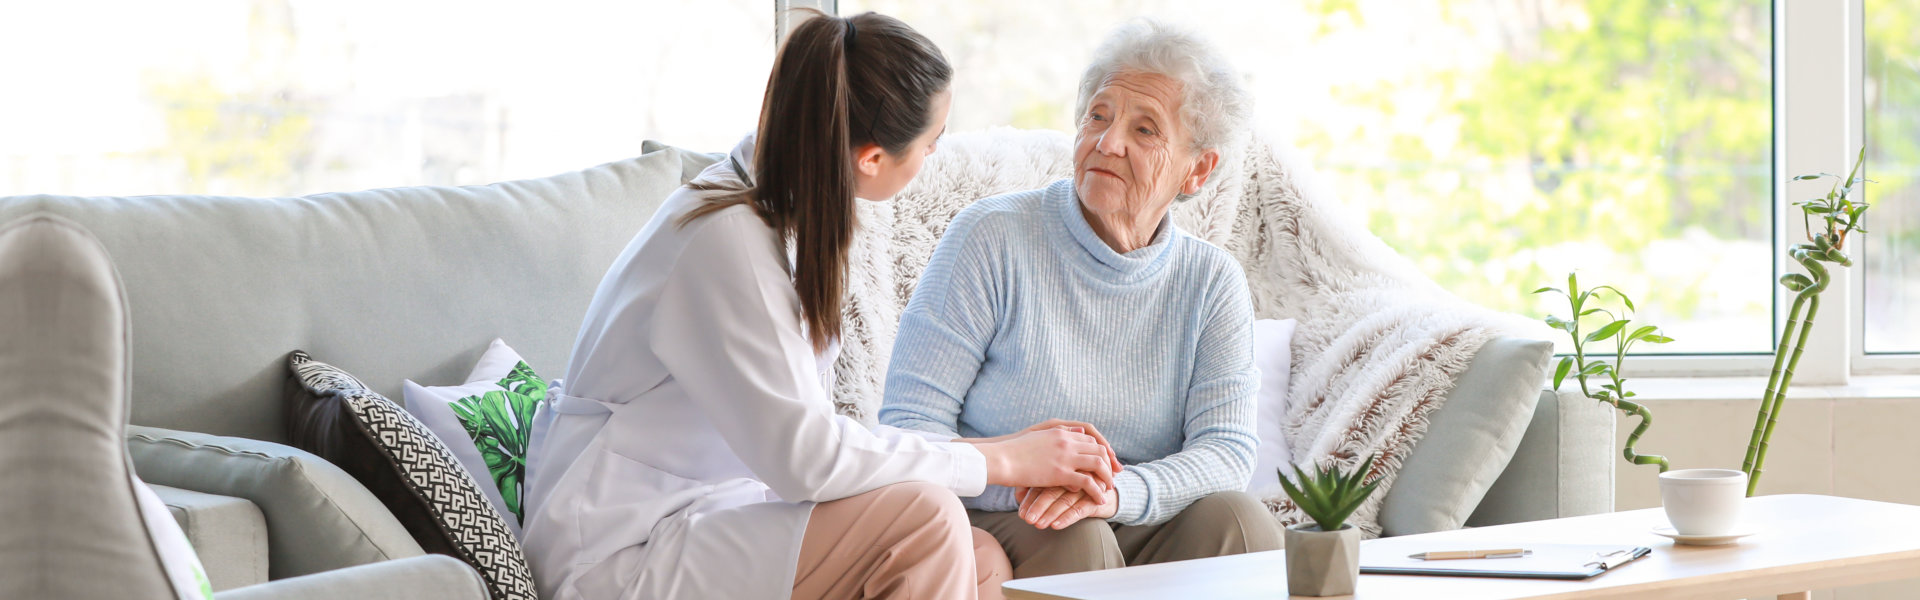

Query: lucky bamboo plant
1277 453 1381 532
1744 148 1873 496
1535 274 1674 472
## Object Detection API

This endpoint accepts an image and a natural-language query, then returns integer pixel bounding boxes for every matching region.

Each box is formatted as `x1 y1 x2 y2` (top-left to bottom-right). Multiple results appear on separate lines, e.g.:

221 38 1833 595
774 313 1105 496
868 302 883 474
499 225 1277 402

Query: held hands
965 419 1125 530
971 420 1124 498
1015 480 1118 529
1005 421 1122 530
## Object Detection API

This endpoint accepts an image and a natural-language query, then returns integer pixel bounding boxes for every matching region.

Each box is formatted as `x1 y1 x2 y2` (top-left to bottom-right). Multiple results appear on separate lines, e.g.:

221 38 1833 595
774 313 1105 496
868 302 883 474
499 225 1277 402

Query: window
1864 0 1920 354
4 1 1910 373
844 0 1776 355
0 0 774 198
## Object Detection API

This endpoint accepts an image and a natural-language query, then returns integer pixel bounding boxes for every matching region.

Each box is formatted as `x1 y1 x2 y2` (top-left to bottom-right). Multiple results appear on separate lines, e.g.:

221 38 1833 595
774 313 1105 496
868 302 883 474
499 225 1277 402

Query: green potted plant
1277 453 1380 597
1535 274 1673 472
1744 148 1873 496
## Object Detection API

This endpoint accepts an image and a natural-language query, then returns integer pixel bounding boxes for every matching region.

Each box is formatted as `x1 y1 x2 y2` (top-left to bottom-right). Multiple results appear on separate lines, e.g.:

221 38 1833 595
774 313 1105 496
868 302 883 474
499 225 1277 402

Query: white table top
1002 494 1920 600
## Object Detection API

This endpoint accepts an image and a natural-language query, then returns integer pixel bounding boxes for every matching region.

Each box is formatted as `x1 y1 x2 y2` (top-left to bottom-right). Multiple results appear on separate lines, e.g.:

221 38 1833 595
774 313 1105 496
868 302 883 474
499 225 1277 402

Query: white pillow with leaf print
134 474 214 599
402 338 546 538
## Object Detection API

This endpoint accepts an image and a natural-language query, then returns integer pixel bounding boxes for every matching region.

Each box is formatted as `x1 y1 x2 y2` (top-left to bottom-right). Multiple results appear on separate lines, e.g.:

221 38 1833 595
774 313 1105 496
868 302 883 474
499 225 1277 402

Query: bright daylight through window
1866 0 1920 354
3 0 1911 360
847 0 1777 355
0 0 774 198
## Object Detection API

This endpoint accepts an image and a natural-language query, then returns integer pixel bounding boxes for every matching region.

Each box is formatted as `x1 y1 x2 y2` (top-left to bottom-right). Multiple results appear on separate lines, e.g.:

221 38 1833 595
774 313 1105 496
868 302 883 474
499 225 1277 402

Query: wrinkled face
854 89 951 201
1072 70 1212 225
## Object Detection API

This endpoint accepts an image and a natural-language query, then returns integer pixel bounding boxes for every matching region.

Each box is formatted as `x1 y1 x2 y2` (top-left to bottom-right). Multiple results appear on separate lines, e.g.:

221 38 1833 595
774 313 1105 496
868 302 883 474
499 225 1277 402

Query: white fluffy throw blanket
831 128 1533 537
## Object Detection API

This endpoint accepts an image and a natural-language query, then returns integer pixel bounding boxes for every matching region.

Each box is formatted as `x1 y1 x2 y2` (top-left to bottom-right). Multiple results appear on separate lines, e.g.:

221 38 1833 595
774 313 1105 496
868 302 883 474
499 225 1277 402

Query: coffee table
1002 494 1920 599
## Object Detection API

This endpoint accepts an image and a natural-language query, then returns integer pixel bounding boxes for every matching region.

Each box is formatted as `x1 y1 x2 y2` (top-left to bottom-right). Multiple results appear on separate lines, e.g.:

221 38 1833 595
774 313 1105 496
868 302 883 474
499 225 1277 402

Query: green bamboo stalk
1745 147 1869 497
1743 293 1805 475
1536 276 1671 474
1572 329 1595 402
1617 399 1667 470
1612 325 1669 472
1751 289 1821 496
1745 245 1833 496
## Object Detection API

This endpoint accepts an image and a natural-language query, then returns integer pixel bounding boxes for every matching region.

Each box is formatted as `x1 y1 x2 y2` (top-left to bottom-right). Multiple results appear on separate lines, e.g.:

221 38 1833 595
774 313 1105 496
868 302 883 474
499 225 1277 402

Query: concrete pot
1285 523 1360 596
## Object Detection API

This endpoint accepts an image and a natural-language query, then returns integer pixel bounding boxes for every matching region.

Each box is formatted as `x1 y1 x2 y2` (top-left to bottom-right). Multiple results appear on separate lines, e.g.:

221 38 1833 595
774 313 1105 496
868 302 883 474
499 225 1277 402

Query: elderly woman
878 19 1280 579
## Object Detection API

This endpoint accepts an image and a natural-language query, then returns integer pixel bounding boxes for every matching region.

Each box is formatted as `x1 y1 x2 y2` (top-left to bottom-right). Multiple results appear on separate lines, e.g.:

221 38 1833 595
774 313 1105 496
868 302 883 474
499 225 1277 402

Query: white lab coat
521 137 988 600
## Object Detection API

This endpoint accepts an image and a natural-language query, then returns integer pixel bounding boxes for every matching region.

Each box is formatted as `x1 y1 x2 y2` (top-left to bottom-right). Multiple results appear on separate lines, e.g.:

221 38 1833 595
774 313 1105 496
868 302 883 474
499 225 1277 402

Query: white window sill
1617 375 1920 402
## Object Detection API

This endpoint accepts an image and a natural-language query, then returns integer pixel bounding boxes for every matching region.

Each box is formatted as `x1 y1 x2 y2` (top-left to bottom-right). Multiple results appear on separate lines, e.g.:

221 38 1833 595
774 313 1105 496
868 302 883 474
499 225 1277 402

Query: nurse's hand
976 428 1115 495
963 419 1123 474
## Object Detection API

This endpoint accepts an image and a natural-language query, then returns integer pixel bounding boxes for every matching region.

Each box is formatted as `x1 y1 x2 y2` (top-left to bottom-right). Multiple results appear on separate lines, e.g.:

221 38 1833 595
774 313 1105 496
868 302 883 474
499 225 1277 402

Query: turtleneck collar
1051 179 1176 281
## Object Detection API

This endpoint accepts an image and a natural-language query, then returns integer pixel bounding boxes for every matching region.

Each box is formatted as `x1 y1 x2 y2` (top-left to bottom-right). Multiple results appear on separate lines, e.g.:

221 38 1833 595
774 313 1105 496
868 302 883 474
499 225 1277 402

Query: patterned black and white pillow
286 351 535 600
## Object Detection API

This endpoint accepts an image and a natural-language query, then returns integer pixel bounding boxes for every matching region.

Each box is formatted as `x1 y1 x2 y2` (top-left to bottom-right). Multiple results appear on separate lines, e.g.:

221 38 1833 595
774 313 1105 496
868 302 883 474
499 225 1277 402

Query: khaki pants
970 490 1283 580
793 482 1013 600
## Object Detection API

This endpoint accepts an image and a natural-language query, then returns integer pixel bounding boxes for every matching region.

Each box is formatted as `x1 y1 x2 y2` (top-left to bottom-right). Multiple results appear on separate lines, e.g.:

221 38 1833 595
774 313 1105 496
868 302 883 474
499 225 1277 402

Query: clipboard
1358 543 1652 580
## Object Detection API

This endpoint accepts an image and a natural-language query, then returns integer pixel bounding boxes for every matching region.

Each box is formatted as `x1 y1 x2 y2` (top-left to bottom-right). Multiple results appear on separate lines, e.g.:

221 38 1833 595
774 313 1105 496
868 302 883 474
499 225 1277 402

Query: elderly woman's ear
1179 150 1222 199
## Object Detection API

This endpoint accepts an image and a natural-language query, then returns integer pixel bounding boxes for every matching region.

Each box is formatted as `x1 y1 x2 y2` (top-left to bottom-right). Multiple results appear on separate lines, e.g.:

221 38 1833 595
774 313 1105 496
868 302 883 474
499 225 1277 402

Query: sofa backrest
0 142 719 443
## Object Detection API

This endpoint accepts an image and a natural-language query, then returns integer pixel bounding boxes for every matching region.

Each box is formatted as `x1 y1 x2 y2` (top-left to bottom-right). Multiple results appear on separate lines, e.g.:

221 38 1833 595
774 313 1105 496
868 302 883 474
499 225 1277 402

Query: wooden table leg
1777 592 1812 600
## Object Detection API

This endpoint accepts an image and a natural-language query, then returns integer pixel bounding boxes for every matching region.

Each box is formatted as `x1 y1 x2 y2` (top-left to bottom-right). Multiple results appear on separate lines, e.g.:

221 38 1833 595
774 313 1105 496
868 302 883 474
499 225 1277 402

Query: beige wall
1610 393 1920 600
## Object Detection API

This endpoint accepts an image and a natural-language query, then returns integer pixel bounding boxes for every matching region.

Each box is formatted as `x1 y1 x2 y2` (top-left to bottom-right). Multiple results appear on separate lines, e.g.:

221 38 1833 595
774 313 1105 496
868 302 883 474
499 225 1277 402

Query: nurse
520 10 1122 600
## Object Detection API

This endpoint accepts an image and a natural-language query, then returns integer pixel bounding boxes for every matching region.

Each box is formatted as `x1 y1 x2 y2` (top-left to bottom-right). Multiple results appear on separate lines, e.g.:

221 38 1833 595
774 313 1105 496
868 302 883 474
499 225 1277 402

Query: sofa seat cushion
153 484 268 592
127 425 425 580
212 555 488 600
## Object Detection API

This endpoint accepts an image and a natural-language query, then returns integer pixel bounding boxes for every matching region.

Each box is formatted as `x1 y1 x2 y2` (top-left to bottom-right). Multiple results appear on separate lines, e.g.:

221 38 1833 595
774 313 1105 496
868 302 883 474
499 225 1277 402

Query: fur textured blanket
831 128 1535 537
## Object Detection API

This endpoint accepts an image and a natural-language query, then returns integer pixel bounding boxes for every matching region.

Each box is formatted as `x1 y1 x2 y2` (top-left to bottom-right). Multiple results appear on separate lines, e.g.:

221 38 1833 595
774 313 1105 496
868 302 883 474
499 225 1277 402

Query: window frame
779 0 836 34
1847 0 1920 374
806 0 1920 379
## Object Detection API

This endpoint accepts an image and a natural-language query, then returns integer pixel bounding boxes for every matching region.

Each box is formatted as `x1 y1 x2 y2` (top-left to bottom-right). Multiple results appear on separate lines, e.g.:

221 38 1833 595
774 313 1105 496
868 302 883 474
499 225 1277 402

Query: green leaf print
194 565 213 600
450 361 546 523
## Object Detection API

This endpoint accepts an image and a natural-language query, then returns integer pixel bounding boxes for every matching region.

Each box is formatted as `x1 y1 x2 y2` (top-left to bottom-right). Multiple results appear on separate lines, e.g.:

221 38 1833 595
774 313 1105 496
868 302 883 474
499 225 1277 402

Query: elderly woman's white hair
1074 18 1252 198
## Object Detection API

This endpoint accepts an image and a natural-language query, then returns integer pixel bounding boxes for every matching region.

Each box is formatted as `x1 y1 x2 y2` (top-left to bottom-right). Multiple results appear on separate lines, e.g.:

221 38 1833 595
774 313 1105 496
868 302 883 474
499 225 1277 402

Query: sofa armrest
127 425 425 580
152 484 269 591
214 555 486 600
1465 390 1616 527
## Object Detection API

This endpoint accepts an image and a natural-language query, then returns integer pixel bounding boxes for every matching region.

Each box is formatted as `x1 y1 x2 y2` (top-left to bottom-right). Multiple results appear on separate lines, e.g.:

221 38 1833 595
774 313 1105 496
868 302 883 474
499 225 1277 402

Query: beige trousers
793 482 1013 600
970 490 1283 580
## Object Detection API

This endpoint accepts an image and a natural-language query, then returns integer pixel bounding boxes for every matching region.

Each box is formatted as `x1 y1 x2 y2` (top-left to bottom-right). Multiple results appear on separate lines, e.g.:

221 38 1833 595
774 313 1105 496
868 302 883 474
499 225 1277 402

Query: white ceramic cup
1658 468 1748 536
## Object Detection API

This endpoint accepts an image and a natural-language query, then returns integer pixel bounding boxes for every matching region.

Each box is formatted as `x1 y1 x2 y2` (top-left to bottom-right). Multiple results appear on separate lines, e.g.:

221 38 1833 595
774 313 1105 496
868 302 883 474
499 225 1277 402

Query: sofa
0 135 1614 593
0 214 489 599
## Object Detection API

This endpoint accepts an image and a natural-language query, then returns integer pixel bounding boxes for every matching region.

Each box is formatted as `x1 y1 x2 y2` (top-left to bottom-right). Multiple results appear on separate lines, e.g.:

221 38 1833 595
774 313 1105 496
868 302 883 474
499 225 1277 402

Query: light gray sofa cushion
1468 389 1617 526
1378 336 1552 536
0 145 720 443
0 214 177 599
215 555 487 600
128 425 425 580
155 484 269 592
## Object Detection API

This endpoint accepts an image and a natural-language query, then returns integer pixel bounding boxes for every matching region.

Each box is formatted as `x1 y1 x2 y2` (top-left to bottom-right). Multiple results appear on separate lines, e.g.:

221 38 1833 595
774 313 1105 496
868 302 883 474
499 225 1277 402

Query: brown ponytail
681 9 951 352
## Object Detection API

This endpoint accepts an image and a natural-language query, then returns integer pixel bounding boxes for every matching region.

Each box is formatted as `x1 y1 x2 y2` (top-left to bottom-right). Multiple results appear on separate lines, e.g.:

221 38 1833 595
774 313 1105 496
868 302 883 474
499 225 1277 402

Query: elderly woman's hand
1016 483 1118 529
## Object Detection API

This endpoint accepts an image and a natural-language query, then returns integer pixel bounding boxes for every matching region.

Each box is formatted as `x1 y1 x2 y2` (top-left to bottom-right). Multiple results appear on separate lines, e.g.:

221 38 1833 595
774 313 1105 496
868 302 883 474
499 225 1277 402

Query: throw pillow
285 350 535 600
1377 336 1553 536
133 476 214 600
402 338 545 534
1249 318 1298 497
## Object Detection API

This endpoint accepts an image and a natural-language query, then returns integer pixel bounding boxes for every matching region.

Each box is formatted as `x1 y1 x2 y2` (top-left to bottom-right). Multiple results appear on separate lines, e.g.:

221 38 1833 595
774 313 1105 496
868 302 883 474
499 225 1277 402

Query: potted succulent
1278 453 1380 597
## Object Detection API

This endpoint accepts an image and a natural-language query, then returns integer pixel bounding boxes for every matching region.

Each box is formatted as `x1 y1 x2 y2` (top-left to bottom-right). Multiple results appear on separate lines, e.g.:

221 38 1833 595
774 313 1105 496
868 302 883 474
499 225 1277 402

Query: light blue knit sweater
879 179 1258 527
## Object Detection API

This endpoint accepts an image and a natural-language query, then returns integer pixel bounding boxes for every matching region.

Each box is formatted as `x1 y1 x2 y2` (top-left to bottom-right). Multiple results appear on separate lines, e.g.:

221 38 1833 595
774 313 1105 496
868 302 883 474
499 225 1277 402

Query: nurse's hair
682 9 951 352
